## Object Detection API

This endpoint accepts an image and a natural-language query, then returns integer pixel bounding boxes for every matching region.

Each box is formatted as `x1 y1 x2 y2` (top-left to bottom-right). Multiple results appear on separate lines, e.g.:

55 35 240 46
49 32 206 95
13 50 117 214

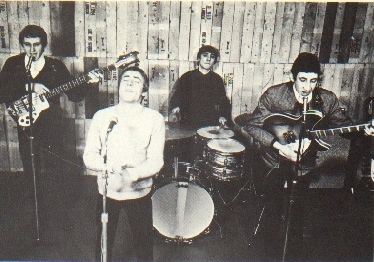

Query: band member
0 25 99 197
169 45 232 129
83 66 165 261
237 52 374 260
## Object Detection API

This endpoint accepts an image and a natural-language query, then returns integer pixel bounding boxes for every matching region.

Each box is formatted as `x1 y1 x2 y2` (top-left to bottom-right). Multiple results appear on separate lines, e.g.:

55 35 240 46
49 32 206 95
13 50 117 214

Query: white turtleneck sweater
83 103 165 200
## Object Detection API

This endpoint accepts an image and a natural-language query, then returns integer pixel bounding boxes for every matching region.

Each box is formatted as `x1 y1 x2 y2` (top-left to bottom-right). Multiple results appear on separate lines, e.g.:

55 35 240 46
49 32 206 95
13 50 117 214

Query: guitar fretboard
43 75 91 100
310 123 368 138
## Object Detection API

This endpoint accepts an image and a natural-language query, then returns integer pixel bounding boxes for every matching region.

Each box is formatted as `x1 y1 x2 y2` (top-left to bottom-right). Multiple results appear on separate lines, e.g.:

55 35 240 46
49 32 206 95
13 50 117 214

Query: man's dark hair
19 25 48 48
197 45 219 64
119 66 149 93
291 52 322 80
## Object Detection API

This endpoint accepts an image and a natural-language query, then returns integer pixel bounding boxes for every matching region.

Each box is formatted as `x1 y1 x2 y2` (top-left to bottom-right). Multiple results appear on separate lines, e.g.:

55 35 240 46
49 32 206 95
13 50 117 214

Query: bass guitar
7 51 140 127
262 110 370 161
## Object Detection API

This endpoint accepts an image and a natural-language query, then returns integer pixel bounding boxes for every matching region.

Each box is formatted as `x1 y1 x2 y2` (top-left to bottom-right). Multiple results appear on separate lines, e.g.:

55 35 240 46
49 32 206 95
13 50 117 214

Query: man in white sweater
83 66 165 261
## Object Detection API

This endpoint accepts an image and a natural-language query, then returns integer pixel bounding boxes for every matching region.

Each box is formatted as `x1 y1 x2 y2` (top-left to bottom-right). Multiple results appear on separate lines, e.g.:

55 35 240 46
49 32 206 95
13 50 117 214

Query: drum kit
152 123 249 243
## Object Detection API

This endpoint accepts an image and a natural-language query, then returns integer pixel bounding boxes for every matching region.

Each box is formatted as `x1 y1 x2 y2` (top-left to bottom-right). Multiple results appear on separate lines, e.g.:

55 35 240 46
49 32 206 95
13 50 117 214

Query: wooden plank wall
0 1 373 172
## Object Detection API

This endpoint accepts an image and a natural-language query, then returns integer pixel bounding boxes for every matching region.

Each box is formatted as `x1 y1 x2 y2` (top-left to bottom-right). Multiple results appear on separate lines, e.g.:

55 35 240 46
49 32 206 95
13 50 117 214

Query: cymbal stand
26 55 40 242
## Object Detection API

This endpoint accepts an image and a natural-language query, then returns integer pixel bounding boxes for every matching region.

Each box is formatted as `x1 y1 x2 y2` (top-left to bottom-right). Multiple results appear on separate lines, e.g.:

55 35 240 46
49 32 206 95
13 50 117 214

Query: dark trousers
95 194 154 261
253 160 310 261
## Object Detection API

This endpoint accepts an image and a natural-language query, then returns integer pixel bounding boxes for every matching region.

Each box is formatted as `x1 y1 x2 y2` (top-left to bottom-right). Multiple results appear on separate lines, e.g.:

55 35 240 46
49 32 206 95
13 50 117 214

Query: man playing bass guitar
237 52 374 261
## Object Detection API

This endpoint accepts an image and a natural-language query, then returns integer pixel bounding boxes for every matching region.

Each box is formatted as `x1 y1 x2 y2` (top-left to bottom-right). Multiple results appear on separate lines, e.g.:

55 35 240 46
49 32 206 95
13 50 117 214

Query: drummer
168 45 232 130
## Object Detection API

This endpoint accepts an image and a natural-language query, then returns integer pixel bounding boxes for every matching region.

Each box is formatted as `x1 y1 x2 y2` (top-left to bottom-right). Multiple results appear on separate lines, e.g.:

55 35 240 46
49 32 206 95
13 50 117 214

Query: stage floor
1 168 372 261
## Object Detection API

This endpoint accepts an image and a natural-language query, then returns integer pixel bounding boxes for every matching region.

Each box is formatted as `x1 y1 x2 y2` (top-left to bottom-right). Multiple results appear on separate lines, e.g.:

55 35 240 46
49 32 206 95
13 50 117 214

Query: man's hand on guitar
273 138 311 162
364 124 374 136
87 70 102 84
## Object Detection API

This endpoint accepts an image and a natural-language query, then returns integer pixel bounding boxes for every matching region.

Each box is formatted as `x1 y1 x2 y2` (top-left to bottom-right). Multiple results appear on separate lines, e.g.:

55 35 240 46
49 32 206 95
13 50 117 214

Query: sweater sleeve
83 112 105 174
126 113 165 180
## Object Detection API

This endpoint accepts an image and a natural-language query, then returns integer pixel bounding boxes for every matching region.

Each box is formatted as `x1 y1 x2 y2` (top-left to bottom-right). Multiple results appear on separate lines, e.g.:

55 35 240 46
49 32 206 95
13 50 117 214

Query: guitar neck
310 123 368 138
43 74 91 100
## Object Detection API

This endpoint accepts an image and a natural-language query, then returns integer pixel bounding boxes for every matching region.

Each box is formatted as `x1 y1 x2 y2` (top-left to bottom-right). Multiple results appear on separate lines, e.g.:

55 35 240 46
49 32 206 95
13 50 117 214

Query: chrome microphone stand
281 96 308 262
25 55 41 242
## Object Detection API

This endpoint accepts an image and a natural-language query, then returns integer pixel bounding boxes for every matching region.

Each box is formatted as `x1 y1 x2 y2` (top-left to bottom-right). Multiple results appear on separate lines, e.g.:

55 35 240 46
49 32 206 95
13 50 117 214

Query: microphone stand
100 128 112 262
281 96 308 261
25 55 41 242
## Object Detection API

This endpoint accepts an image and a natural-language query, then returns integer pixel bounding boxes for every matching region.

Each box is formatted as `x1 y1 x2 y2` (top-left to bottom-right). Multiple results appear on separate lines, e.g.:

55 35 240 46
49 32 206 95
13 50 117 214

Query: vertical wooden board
229 2 245 63
5 115 22 171
7 2 20 54
158 1 170 60
50 1 63 56
321 63 335 92
331 64 344 99
329 3 346 63
74 2 85 57
339 63 355 110
148 60 169 116
116 1 128 57
84 57 99 119
222 62 234 104
28 1 40 26
178 60 190 79
278 3 296 63
211 1 223 49
18 1 29 37
231 63 244 119
251 63 265 112
200 1 213 46
262 63 275 91
300 3 318 53
0 111 10 171
39 1 51 55
260 2 276 64
169 60 179 93
85 1 98 57
189 2 202 62
97 57 108 110
60 57 76 119
75 119 85 156
148 1 160 60
241 63 255 113
137 1 149 61
270 2 285 63
95 1 107 58
273 63 285 86
0 2 9 53
288 3 306 63
250 2 266 63
354 64 373 122
178 1 191 61
239 2 256 63
106 57 119 107
105 1 116 58
219 2 234 62
282 63 293 83
311 3 327 56
125 1 139 55
73 57 86 119
359 3 374 63
169 1 180 60
349 3 368 63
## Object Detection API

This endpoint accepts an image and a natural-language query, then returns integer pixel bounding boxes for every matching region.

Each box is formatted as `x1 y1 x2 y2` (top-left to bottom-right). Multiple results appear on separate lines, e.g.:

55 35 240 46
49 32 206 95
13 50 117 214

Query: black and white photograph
0 1 373 261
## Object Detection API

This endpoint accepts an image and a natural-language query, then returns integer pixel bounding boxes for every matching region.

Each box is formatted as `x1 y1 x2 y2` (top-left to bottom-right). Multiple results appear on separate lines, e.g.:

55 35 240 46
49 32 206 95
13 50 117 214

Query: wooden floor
0 165 373 261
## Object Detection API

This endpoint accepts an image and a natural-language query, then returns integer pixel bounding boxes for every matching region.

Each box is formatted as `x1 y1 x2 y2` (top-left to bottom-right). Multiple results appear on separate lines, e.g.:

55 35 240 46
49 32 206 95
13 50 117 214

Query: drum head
207 138 245 153
152 182 214 239
197 126 234 139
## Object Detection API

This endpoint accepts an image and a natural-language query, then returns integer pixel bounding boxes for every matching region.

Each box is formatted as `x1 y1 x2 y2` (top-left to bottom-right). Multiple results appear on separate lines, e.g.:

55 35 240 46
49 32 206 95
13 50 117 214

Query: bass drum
152 179 214 240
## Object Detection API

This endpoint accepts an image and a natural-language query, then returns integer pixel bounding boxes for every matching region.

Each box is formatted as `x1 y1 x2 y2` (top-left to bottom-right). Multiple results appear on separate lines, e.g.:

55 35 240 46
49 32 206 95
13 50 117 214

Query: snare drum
206 138 246 180
152 178 214 241
196 126 234 160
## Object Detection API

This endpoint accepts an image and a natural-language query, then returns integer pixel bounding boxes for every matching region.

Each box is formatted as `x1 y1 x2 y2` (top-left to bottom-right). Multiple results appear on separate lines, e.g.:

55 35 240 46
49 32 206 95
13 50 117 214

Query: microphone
302 95 308 123
107 117 118 133
26 54 35 71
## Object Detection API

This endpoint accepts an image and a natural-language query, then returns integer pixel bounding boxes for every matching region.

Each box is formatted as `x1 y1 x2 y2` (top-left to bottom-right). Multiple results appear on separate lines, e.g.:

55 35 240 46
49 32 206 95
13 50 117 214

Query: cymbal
165 122 196 141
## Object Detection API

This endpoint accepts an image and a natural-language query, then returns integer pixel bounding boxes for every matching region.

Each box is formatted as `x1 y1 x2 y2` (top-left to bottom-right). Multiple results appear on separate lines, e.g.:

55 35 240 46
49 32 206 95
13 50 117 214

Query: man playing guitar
237 52 374 261
0 25 100 239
